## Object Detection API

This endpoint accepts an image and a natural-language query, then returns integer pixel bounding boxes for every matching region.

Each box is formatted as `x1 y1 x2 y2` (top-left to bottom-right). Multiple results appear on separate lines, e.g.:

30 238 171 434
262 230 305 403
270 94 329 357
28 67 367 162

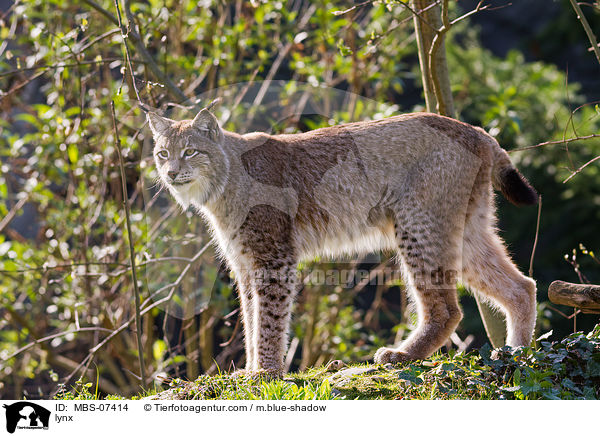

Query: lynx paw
373 347 411 364
232 368 283 381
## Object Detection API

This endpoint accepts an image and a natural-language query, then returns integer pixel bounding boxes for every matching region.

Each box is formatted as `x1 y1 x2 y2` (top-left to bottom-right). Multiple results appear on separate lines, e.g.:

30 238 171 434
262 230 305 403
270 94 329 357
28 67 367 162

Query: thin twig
0 193 30 234
81 0 188 102
529 195 542 277
359 1 442 52
73 256 198 277
400 0 441 31
0 70 45 102
332 0 373 17
0 58 132 78
4 327 113 361
219 314 241 347
81 0 119 26
113 0 148 112
449 0 490 25
568 0 600 65
563 155 600 183
246 4 317 129
76 29 121 55
0 261 128 274
110 100 146 390
546 304 581 320
64 242 210 387
509 133 600 153
562 69 577 170
122 0 188 103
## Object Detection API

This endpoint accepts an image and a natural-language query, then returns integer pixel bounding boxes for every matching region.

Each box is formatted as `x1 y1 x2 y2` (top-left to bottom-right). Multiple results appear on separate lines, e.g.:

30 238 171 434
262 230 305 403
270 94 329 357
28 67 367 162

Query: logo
2 402 50 434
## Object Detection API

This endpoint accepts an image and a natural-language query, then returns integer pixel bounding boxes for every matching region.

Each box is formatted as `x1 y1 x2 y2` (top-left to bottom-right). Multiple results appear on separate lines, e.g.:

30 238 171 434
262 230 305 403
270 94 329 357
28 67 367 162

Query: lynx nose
167 170 178 181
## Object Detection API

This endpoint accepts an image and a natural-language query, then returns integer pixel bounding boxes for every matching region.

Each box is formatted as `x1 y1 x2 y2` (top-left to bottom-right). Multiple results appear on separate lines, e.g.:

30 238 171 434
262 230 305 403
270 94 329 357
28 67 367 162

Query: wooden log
548 280 600 311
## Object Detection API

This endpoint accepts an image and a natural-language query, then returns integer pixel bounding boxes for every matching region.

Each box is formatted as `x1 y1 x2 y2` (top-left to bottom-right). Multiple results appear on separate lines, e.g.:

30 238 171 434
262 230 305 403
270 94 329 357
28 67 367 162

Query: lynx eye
183 148 199 158
156 150 169 159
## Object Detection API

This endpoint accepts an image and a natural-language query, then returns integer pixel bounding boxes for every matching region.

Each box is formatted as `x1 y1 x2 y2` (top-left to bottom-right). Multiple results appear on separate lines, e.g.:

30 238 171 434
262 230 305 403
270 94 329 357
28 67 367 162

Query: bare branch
122 0 188 103
549 280 600 310
80 0 119 26
81 0 188 102
509 133 600 153
332 0 373 17
563 155 600 183
569 0 600 65
4 327 113 361
63 242 211 387
0 193 30 234
450 1 490 26
0 261 128 274
529 195 542 277
246 4 317 128
0 58 135 78
110 100 146 390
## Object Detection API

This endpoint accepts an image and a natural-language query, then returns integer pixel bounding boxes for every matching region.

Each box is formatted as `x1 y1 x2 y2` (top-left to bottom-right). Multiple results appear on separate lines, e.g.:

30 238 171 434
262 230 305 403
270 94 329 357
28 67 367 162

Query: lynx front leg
237 204 298 377
250 262 297 377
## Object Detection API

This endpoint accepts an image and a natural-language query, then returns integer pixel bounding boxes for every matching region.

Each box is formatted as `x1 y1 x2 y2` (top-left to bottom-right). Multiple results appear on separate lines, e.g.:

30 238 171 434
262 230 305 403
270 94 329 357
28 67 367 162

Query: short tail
491 146 538 206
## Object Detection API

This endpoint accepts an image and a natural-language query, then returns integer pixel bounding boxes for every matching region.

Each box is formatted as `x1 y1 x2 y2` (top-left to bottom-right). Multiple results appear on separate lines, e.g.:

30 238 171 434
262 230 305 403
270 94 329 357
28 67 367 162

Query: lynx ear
192 108 222 141
146 112 173 137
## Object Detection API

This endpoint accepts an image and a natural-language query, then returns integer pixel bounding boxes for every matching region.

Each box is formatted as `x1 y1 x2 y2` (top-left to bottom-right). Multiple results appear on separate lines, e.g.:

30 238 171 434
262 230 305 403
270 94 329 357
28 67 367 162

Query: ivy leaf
561 378 583 394
586 359 600 378
396 371 422 385
537 330 553 341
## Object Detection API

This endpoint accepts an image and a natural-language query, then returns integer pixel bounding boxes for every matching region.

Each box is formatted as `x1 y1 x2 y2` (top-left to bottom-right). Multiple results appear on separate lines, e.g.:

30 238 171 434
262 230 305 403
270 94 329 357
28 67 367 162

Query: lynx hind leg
375 217 463 364
462 214 537 347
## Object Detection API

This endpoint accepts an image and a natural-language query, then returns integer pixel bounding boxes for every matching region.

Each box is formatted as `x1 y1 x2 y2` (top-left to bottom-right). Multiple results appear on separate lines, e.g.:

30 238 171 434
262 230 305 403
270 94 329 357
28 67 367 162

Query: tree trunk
411 0 506 347
412 0 438 112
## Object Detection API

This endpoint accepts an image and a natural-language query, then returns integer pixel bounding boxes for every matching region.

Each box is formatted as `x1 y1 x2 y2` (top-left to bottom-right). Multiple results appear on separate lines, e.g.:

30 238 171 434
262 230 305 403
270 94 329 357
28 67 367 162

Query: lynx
147 107 538 377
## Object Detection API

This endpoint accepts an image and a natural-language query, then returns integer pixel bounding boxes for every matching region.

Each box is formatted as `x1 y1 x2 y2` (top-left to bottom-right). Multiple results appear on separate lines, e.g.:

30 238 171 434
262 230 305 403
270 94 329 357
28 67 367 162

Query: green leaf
67 144 79 164
536 330 553 341
15 113 41 128
153 339 167 361
561 378 583 394
337 39 352 56
586 359 600 377
513 368 521 385
396 370 422 385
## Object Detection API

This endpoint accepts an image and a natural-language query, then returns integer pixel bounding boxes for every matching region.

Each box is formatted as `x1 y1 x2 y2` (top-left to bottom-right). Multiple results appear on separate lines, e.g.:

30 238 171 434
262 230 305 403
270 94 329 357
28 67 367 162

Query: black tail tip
501 168 538 206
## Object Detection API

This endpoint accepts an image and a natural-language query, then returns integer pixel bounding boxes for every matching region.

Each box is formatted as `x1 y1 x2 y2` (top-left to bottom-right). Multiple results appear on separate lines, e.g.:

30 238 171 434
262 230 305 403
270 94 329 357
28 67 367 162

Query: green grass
56 324 600 400
150 374 337 400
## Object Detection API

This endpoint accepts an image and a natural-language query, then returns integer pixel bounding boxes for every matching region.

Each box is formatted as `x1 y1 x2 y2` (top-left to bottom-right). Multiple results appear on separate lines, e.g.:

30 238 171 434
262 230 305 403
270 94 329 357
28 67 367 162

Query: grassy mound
56 324 600 400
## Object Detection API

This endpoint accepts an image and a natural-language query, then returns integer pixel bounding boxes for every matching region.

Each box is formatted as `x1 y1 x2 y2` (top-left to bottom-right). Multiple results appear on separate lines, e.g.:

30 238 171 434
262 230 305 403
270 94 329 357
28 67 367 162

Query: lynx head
147 108 229 209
